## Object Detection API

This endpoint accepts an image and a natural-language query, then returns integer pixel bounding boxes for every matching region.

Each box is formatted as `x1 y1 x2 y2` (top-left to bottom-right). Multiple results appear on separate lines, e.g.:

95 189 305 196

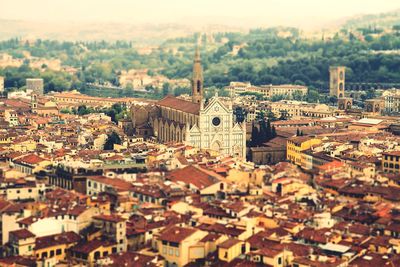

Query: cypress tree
259 119 268 144
251 122 259 146
271 125 277 138
266 119 272 141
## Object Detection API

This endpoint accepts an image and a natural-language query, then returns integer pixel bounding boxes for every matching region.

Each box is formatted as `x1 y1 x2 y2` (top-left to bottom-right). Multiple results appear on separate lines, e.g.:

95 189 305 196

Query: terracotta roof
93 214 126 223
383 151 400 156
71 239 116 254
35 231 80 250
157 95 200 115
14 154 47 165
0 256 36 267
218 238 241 249
167 165 223 189
100 252 157 267
159 226 197 243
10 229 35 240
200 233 221 243
88 176 133 192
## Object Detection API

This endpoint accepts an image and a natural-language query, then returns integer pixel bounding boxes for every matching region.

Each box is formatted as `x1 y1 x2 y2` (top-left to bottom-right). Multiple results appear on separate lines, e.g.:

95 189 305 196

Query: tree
162 83 170 96
60 108 71 114
271 94 285 102
77 105 90 116
251 122 260 146
104 132 121 150
234 107 246 123
306 89 320 103
263 110 275 121
365 89 375 100
271 125 277 138
329 96 338 105
292 90 304 101
105 109 117 123
111 103 123 114
279 110 289 120
265 120 272 141
258 119 271 144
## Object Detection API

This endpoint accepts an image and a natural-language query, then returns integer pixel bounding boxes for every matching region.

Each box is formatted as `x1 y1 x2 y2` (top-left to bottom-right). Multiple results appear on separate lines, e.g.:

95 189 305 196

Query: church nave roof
157 95 200 115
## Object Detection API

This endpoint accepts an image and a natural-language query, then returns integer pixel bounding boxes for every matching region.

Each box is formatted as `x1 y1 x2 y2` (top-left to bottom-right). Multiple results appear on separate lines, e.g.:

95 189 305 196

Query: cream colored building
156 226 208 267
226 82 308 98
270 100 334 119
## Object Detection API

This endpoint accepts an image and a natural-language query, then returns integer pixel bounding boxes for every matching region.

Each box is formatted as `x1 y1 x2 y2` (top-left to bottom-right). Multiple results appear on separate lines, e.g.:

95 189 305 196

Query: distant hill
0 19 245 44
342 9 400 30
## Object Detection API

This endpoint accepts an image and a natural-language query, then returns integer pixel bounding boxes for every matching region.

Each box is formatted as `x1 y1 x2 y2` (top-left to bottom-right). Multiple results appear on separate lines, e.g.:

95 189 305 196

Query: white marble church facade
187 95 246 158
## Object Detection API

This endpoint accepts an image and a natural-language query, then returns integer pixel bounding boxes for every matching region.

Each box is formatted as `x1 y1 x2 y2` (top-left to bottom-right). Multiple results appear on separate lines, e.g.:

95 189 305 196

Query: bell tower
191 46 204 104
31 93 38 114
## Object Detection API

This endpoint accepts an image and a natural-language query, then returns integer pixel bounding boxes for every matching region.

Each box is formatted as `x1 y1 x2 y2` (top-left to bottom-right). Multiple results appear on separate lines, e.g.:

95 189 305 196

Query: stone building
131 48 246 158
337 97 352 111
329 66 345 98
365 98 384 115
26 78 44 95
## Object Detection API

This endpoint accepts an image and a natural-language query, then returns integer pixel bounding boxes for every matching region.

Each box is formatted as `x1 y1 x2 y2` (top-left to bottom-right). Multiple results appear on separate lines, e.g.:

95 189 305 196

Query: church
131 48 246 158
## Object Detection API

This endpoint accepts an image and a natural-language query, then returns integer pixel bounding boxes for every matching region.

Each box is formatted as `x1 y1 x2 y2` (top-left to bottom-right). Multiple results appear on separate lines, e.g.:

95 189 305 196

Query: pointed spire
194 45 201 62
192 44 204 104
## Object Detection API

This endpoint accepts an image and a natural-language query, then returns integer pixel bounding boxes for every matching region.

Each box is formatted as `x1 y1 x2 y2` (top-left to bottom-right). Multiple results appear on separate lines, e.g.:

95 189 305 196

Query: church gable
202 98 230 115
232 122 244 132
188 124 201 133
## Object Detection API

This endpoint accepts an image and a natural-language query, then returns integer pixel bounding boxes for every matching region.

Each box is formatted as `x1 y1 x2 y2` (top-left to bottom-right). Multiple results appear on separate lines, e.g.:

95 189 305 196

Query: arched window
197 80 201 93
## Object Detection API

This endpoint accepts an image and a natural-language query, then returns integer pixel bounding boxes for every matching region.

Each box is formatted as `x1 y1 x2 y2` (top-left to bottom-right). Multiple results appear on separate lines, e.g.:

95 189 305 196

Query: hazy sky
1 0 400 27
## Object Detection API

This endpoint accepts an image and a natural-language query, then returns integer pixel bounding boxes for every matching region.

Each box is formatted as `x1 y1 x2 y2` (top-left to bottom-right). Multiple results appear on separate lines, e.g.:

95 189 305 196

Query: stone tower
31 93 38 113
191 46 204 104
329 66 346 98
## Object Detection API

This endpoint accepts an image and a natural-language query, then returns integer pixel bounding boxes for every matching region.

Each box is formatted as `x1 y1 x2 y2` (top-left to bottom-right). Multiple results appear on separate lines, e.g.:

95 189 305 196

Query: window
212 117 221 127
175 249 180 257
163 246 167 255
169 248 173 255
50 250 55 257
56 249 62 255
28 189 32 193
197 80 201 92
278 257 282 265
